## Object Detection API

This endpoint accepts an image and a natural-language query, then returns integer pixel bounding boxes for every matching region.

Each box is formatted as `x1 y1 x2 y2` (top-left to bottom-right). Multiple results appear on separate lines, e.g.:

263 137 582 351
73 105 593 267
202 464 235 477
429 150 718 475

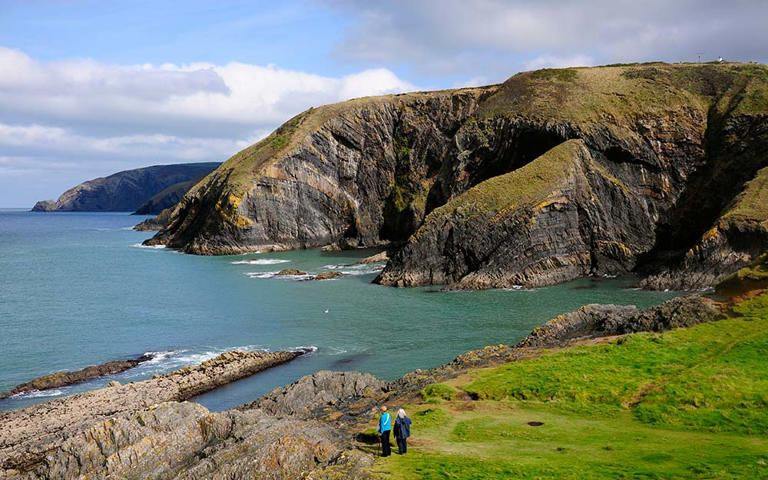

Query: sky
1 0 767 207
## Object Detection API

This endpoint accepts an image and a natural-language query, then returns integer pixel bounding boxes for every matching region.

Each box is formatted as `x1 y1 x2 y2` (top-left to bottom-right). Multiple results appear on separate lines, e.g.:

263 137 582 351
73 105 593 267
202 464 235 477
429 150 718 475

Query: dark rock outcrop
249 370 387 417
276 268 308 276
517 295 723 348
0 354 154 400
143 63 768 291
133 206 173 231
312 270 343 280
31 162 219 212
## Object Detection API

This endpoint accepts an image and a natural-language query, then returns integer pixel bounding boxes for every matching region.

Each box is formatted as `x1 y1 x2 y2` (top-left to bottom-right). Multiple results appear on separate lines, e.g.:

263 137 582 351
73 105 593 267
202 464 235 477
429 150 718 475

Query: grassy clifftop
371 293 768 479
479 62 768 122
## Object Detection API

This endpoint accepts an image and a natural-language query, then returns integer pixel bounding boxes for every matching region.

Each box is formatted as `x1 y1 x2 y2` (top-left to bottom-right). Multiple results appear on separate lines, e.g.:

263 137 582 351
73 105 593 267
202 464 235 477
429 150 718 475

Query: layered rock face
31 162 219 212
146 88 492 254
146 63 768 289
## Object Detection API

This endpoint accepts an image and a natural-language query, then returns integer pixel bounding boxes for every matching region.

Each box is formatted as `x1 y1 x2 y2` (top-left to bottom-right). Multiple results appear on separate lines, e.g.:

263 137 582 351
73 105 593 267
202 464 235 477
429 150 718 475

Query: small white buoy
324 309 329 314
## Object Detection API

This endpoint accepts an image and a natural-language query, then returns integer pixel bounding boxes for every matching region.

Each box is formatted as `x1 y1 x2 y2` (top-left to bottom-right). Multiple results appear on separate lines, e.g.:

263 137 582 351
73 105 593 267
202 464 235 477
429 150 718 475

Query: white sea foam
503 285 535 292
11 388 66 399
231 259 290 265
131 243 166 249
291 345 319 354
245 271 312 280
322 263 384 275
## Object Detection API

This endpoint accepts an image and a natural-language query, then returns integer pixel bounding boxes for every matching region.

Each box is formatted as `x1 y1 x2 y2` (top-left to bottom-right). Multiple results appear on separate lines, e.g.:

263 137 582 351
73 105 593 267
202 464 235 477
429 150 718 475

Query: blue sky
1 0 766 207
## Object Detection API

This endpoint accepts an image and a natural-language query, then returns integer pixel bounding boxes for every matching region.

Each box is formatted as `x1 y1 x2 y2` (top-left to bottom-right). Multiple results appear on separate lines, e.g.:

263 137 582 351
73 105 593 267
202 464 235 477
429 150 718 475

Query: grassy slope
421 139 586 226
722 166 768 226
370 293 768 479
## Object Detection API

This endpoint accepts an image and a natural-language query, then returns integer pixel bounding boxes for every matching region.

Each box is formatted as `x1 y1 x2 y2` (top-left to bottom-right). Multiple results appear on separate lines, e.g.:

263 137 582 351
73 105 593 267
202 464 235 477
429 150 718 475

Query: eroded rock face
145 63 768 290
250 370 387 417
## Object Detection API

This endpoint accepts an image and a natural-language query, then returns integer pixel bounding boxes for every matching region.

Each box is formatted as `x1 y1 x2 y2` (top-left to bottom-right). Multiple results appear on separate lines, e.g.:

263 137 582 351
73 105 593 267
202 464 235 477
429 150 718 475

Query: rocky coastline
0 354 156 400
0 295 720 479
142 63 768 292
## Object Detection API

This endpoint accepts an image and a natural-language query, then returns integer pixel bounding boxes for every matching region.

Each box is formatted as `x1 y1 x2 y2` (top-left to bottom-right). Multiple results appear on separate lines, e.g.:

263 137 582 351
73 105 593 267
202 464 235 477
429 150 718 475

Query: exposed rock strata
144 63 768 291
0 349 301 473
0 296 725 479
32 163 219 212
0 354 154 400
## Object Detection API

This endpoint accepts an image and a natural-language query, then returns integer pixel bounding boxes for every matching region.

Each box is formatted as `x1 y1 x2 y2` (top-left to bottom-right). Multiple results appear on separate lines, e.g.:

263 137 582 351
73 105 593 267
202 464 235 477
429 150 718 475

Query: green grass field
370 293 768 479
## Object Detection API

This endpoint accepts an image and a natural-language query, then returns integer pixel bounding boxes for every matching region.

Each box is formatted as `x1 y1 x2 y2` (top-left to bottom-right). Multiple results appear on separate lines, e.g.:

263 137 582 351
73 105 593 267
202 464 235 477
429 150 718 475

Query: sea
0 209 678 412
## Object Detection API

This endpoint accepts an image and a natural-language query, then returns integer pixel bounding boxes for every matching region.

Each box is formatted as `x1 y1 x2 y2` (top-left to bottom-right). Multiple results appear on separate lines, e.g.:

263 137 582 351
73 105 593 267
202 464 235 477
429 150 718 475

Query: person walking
393 408 412 454
377 406 392 457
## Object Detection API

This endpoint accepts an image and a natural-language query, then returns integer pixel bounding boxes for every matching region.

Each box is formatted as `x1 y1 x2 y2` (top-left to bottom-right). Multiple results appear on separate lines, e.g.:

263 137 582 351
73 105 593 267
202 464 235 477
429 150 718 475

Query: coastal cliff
32 163 219 213
145 63 768 290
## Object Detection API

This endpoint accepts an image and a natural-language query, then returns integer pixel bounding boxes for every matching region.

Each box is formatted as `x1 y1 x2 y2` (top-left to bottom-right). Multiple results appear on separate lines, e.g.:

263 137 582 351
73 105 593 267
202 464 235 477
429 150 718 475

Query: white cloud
0 47 417 205
523 54 594 71
324 0 768 79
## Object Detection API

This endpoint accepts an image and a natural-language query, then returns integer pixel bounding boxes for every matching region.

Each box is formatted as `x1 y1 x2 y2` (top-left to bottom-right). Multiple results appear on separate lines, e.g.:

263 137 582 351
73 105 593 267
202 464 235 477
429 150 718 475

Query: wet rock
312 271 343 280
0 354 155 400
276 268 308 276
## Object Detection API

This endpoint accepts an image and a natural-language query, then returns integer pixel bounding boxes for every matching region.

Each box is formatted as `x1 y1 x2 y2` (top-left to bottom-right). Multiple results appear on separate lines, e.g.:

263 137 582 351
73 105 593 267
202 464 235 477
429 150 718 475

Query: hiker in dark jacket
393 408 412 454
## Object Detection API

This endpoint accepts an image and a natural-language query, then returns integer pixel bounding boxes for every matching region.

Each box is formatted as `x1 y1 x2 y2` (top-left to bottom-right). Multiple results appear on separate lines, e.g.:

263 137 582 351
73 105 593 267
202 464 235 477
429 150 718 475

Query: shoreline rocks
0 295 728 479
276 268 308 276
0 349 303 473
0 354 155 400
311 270 343 280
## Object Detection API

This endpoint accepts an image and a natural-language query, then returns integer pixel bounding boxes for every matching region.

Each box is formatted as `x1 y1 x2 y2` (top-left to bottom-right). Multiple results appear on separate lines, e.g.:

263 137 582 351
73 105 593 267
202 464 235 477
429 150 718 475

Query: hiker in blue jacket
377 405 392 456
394 408 412 454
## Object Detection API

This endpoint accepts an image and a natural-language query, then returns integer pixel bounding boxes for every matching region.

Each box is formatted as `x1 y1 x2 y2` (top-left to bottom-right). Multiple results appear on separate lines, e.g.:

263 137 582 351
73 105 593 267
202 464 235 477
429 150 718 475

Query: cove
0 210 678 412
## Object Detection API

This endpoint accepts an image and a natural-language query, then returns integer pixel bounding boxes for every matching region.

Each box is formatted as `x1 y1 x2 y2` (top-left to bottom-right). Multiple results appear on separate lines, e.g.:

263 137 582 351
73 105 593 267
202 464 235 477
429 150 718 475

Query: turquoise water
0 210 678 412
